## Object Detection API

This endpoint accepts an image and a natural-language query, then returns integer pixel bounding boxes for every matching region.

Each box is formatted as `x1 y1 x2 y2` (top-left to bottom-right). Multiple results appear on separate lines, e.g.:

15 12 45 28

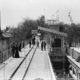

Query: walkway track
9 46 34 80
22 46 37 80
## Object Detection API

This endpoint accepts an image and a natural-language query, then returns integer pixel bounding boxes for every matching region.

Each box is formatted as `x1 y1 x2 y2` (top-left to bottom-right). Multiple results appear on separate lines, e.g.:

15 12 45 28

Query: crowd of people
12 36 47 58
29 37 47 51
29 37 36 48
11 41 25 58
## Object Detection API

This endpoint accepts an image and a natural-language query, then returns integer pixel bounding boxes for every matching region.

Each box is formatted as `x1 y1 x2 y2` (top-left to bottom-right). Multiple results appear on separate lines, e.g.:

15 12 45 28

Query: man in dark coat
32 37 35 45
23 41 25 48
12 43 16 58
41 41 44 50
37 41 39 47
15 43 20 58
29 41 31 48
44 41 46 50
19 43 21 51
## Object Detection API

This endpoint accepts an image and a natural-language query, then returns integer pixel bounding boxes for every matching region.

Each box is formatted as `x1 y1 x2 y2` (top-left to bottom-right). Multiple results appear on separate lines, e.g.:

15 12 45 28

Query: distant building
46 19 65 32
46 19 59 25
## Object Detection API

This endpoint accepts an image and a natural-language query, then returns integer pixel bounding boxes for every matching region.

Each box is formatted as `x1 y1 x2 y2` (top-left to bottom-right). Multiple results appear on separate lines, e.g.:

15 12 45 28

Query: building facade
0 31 12 63
38 26 67 73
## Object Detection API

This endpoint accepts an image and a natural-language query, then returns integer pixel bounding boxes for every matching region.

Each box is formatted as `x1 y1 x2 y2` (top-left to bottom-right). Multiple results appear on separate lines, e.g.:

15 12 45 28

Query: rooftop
38 26 67 37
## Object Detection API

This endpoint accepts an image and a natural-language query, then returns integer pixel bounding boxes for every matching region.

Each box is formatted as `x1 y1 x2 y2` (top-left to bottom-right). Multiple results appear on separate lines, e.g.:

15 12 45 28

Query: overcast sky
0 0 80 29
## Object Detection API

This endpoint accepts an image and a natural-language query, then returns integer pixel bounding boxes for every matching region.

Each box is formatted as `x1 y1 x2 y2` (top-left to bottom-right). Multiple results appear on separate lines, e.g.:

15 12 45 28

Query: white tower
68 11 74 24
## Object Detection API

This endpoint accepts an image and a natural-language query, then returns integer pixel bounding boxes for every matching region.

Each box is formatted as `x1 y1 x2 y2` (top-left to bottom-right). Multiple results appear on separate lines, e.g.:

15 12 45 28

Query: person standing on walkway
15 43 20 58
37 41 39 47
12 43 16 58
44 41 46 50
29 41 31 48
19 42 21 51
23 41 25 48
41 41 44 50
32 37 35 45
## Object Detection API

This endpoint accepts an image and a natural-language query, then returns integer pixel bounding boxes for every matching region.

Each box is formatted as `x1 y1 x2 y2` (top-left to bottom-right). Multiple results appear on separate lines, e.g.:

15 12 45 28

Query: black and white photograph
0 0 80 80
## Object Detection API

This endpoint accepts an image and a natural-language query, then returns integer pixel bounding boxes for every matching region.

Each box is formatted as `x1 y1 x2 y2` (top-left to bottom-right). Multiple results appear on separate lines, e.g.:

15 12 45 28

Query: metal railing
47 52 57 80
57 78 75 80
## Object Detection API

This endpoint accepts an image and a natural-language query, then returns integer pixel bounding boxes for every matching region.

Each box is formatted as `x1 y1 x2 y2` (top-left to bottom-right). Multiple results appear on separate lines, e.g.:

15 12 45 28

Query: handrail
67 55 80 71
46 51 57 80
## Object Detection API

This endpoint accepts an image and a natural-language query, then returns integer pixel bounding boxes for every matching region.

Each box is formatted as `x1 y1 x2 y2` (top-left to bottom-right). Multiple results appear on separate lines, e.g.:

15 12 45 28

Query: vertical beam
49 34 52 52
62 37 65 52
0 11 1 31
76 70 78 80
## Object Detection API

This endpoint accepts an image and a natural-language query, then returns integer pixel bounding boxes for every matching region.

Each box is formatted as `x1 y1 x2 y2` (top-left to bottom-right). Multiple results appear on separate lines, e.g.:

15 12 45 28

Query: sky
0 0 80 29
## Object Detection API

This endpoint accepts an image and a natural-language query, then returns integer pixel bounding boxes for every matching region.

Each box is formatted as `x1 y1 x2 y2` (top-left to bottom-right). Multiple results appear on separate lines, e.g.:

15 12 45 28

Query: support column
77 70 80 80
